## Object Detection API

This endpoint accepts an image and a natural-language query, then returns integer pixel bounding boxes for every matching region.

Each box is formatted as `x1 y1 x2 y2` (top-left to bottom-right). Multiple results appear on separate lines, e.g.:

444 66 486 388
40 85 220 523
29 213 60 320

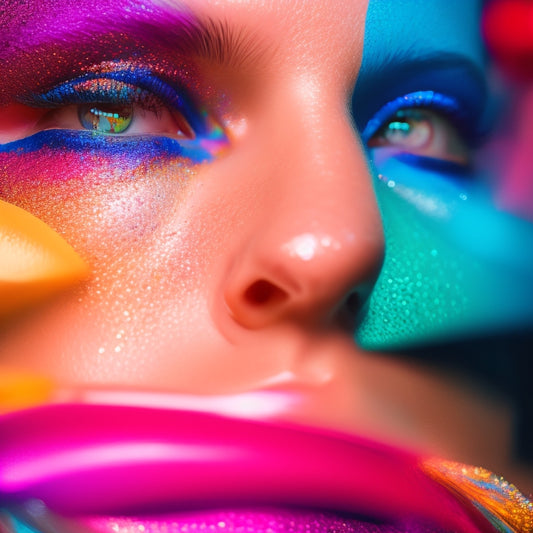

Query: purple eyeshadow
0 0 201 106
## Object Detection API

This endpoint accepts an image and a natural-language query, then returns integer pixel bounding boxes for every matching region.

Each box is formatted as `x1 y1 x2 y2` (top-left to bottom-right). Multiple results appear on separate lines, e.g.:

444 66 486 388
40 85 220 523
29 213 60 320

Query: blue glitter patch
0 130 212 164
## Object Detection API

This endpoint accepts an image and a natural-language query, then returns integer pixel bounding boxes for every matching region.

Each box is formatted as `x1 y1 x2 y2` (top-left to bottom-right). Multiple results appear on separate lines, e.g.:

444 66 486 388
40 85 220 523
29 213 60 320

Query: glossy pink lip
0 398 492 533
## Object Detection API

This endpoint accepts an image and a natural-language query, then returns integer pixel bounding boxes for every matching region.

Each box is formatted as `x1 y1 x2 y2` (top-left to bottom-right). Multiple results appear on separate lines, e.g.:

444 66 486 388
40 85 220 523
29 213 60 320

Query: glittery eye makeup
0 2 233 258
356 87 490 222
362 92 461 143
0 0 241 179
29 66 204 138
1 60 228 162
362 91 478 169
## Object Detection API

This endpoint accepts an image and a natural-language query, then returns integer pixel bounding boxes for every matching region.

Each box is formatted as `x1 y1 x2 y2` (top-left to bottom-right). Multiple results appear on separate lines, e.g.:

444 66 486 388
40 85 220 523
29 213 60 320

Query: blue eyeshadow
353 1 487 135
0 130 213 165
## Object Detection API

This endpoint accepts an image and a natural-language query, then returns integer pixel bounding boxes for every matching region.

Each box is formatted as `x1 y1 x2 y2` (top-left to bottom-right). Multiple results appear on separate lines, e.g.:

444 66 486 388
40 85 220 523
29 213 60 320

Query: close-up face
0 0 380 396
1 1 533 532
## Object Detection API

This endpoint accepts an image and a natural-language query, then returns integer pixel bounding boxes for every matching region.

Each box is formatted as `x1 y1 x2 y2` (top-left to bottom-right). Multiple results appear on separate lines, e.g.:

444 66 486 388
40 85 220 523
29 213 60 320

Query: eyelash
361 90 474 146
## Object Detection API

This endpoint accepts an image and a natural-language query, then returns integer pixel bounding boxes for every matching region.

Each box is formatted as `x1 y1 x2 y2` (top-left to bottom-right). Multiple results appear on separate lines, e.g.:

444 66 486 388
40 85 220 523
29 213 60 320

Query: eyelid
24 68 207 136
361 90 464 144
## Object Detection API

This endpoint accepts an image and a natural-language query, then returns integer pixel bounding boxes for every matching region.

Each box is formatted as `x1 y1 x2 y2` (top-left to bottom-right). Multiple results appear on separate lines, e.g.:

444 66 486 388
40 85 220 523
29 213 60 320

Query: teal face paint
353 1 533 351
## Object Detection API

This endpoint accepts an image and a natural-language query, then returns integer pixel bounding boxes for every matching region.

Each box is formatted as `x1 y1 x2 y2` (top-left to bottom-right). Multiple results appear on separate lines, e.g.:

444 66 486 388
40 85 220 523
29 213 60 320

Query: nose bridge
222 82 384 329
278 87 379 236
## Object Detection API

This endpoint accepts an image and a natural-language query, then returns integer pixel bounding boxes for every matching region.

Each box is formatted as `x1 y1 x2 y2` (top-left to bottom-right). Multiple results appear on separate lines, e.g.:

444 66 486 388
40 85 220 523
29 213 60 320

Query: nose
222 87 384 330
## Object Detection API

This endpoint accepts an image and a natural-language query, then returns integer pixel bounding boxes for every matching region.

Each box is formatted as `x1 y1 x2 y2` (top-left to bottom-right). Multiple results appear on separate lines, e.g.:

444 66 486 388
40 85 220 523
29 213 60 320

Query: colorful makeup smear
0 0 245 110
355 156 533 350
0 0 194 104
0 0 229 202
423 459 533 533
0 56 228 264
0 401 501 533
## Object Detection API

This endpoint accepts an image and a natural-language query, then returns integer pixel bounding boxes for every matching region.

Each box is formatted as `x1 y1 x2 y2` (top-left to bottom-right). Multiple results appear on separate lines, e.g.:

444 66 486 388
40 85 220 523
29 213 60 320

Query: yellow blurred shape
0 199 89 317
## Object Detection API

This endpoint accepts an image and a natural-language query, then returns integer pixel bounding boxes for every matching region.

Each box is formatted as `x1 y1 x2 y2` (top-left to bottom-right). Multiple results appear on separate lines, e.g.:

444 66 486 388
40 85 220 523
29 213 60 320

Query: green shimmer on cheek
356 172 533 350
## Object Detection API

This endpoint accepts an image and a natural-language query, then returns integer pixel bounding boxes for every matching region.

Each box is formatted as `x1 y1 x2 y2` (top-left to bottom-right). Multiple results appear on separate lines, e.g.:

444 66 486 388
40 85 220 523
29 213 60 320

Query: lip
0 392 494 533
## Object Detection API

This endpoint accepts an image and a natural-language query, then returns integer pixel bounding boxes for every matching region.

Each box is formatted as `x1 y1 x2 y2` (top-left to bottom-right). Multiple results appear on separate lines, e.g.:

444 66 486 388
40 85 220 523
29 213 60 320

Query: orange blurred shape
0 370 55 413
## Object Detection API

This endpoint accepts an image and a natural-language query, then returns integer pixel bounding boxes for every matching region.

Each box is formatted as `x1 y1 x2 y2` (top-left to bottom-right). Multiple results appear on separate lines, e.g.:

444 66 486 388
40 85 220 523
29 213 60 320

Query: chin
1 388 528 533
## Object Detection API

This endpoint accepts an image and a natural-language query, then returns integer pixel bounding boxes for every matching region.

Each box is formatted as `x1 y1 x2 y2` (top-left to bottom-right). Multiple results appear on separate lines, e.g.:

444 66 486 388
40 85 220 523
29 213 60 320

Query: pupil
384 109 431 148
79 104 133 134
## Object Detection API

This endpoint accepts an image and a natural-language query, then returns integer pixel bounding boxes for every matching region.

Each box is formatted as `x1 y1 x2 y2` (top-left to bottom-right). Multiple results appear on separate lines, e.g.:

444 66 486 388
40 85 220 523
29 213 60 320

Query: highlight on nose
223 229 383 330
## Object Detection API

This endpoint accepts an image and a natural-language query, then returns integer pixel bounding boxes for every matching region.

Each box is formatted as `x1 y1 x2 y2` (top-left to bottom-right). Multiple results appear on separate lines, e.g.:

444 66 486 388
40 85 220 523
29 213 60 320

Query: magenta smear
0 404 492 532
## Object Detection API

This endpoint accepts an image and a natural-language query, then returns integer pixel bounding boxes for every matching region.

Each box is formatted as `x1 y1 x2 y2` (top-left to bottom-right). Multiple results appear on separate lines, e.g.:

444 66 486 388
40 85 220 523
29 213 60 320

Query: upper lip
0 390 493 533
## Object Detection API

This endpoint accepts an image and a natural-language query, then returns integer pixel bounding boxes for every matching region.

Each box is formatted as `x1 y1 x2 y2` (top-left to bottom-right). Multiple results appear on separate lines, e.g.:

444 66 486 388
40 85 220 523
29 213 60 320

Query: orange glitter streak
423 459 533 532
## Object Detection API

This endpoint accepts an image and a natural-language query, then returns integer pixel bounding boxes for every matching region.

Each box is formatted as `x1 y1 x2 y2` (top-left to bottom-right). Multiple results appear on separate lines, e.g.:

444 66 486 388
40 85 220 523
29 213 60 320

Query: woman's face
1 0 530 489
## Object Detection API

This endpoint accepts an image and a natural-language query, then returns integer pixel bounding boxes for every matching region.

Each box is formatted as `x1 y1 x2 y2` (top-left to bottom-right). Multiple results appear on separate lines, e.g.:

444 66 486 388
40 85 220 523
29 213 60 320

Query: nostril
244 279 289 306
345 292 361 315
337 291 362 332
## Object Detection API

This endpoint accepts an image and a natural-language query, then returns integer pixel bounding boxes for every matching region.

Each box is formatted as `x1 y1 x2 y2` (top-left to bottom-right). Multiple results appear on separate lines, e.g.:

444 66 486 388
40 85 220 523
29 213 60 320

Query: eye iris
78 104 133 134
383 110 431 149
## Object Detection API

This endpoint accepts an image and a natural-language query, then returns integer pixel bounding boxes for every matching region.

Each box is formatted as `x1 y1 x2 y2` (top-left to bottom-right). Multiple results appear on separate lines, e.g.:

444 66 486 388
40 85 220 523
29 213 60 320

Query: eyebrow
0 0 269 106
0 0 266 69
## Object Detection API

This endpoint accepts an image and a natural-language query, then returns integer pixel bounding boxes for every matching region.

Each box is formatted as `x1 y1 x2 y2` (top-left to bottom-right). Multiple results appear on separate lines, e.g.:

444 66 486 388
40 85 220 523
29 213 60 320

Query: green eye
367 107 470 166
78 104 133 134
380 109 432 149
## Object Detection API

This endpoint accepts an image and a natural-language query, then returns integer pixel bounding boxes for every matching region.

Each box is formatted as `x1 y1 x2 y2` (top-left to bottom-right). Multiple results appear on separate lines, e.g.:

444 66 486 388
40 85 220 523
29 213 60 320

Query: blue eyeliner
361 91 461 143
0 130 213 164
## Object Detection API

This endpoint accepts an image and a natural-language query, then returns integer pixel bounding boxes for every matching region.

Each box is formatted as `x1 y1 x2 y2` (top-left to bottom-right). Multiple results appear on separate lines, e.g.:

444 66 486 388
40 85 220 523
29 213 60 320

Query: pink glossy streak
0 403 492 533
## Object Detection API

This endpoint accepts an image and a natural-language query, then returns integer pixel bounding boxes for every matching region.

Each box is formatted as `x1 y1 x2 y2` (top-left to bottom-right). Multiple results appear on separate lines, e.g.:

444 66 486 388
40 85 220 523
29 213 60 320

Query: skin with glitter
1 1 533 532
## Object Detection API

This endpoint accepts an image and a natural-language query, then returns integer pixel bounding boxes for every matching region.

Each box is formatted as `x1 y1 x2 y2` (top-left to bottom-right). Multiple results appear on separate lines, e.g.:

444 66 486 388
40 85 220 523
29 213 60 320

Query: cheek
0 133 201 264
0 133 219 380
